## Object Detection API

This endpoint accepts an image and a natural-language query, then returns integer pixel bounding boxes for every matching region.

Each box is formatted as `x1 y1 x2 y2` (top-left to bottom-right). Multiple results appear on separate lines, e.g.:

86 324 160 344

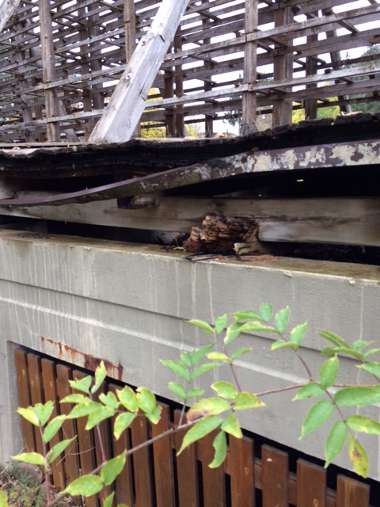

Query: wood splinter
183 214 268 256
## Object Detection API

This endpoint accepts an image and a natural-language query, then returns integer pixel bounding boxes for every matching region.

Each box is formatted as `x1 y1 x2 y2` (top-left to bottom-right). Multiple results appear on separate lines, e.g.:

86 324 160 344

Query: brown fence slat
26 353 44 455
228 436 255 507
41 358 66 491
14 350 35 452
56 364 80 487
262 445 289 507
297 459 326 507
336 476 370 507
197 431 226 507
174 410 199 507
109 383 134 507
72 370 98 507
152 404 176 507
130 414 155 507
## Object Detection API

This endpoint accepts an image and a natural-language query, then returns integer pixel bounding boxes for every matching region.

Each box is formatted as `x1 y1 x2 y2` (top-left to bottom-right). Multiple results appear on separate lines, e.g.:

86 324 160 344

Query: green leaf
69 376 92 394
32 401 54 426
43 415 66 443
207 352 231 364
146 405 162 425
275 307 290 333
188 398 230 418
346 415 380 435
359 362 380 379
231 347 252 360
320 331 348 348
191 363 219 380
325 421 347 468
352 339 370 352
101 452 126 486
300 400 334 439
335 386 380 407
239 322 277 335
86 406 115 430
179 352 192 368
160 360 190 382
215 314 228 334
64 474 104 497
348 437 368 478
60 394 90 405
99 392 119 410
103 492 115 507
117 386 138 412
211 381 238 400
290 322 308 346
136 387 157 414
47 437 76 464
221 413 242 439
188 320 214 335
320 356 339 388
0 490 8 507
67 401 102 419
114 412 137 440
209 431 227 469
92 361 107 394
224 323 243 345
17 407 40 427
321 346 363 361
365 347 380 358
190 344 213 365
260 303 273 322
234 392 265 410
177 415 223 455
168 382 187 400
187 388 205 400
12 452 47 467
233 311 262 322
293 384 324 401
271 340 297 351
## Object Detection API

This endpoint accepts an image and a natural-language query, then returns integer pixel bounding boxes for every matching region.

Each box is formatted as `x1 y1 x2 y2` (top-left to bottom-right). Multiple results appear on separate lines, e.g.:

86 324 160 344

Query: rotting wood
89 0 191 144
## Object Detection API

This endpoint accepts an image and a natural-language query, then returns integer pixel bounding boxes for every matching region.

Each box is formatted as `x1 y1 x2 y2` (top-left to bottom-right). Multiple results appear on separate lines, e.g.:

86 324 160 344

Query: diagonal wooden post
0 0 21 32
89 0 190 144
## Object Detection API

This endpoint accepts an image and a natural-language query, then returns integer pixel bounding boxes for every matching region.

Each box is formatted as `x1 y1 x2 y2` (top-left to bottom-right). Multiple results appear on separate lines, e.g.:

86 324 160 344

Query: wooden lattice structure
0 0 380 143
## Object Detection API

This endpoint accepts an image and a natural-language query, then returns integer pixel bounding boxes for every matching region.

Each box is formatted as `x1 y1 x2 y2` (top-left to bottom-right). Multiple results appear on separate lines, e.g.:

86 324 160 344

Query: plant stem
230 362 242 392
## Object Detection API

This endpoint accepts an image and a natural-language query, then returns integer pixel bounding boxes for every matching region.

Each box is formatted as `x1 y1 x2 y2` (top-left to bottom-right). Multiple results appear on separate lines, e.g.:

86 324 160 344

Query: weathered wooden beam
89 0 190 144
0 0 21 32
241 0 258 135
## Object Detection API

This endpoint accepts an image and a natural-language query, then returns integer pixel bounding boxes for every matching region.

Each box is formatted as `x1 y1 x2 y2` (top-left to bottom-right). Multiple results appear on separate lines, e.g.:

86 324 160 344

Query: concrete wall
0 229 379 477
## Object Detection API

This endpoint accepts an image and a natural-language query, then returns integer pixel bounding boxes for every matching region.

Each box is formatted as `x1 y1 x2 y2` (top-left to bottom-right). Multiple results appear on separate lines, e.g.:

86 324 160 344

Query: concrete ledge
0 230 379 476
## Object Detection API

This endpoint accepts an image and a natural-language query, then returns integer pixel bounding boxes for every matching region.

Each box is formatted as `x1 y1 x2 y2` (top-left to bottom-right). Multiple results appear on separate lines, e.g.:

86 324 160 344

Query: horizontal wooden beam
0 0 21 32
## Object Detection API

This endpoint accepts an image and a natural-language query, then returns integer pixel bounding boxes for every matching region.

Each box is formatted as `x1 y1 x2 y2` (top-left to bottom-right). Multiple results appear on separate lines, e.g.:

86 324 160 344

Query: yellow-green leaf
275 307 290 333
346 415 380 435
178 415 223 455
92 361 107 394
117 386 138 412
168 382 187 401
17 407 40 427
188 320 214 335
320 356 339 388
64 474 104 497
359 362 380 379
209 431 227 469
215 314 228 334
85 406 115 430
32 401 54 426
260 303 273 322
221 413 242 439
188 398 230 418
114 412 137 440
300 400 334 439
160 360 191 382
335 386 380 407
293 384 324 401
12 452 46 467
136 387 157 414
47 437 76 464
0 490 8 507
234 392 265 410
348 437 368 478
290 322 308 346
325 421 347 468
43 415 66 443
207 352 231 364
211 381 238 400
103 492 115 507
100 452 126 486
69 376 92 394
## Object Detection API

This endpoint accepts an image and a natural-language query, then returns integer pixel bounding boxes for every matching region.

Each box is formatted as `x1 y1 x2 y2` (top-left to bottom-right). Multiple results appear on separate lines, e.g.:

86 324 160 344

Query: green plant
9 304 380 505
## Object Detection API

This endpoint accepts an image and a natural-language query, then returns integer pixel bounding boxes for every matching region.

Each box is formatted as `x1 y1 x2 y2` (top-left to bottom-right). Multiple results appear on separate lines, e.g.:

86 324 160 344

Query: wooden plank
130 415 155 507
336 476 370 507
197 431 226 506
41 358 66 491
89 0 191 143
261 446 288 507
56 364 81 487
109 383 134 506
228 436 255 507
72 370 98 507
152 404 176 507
0 0 21 32
26 353 44 455
241 0 258 135
296 459 326 507
174 410 199 507
14 349 35 452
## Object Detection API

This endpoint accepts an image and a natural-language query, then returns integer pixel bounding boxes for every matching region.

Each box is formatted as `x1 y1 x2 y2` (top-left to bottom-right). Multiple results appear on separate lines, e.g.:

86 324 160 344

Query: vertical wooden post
241 0 258 135
272 5 293 128
164 63 175 137
39 0 60 141
174 31 185 137
304 13 318 120
202 1 214 138
124 0 136 62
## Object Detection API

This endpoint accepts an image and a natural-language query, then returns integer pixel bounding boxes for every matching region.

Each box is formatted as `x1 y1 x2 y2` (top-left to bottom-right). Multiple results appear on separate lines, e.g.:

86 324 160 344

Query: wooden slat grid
15 348 374 507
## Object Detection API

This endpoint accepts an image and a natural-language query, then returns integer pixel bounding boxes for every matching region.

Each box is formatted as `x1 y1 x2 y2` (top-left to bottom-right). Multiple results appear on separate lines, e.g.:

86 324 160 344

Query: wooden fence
15 348 373 507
